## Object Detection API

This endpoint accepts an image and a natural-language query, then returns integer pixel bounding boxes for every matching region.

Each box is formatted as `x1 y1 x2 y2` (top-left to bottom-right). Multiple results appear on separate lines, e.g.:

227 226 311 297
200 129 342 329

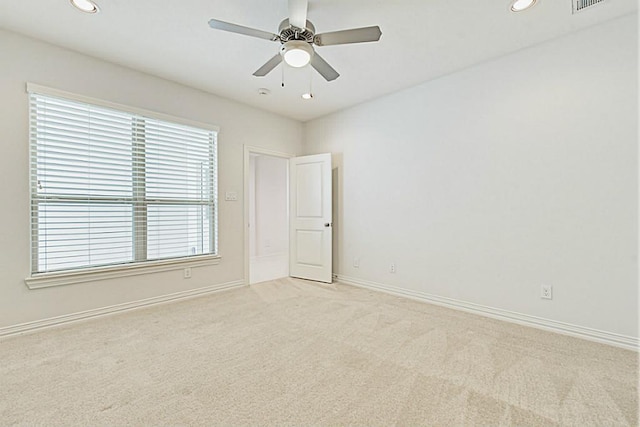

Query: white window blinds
29 89 218 274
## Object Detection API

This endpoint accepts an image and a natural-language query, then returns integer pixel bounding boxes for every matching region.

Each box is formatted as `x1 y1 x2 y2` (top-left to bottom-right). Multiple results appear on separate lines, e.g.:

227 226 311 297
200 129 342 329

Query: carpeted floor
1 278 637 426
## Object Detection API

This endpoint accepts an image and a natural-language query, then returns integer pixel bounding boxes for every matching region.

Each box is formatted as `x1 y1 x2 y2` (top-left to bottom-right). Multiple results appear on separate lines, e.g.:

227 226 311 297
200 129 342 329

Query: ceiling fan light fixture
70 0 99 13
510 0 537 12
281 41 313 68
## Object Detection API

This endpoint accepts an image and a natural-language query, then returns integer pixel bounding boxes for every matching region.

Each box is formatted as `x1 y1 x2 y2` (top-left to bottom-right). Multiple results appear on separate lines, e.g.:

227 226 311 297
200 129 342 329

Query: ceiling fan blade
208 19 280 42
314 26 382 46
310 53 339 82
288 0 308 29
253 54 283 77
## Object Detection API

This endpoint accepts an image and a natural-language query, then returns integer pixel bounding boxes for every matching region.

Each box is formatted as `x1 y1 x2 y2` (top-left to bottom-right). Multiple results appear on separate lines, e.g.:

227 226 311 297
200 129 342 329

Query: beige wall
0 30 302 328
304 15 639 339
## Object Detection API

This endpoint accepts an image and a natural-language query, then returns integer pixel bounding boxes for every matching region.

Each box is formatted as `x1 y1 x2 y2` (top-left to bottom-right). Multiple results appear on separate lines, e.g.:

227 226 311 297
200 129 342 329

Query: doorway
244 148 291 285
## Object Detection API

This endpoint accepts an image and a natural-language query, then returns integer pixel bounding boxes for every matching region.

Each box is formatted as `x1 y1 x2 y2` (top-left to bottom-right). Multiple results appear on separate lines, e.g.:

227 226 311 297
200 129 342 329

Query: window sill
24 255 221 289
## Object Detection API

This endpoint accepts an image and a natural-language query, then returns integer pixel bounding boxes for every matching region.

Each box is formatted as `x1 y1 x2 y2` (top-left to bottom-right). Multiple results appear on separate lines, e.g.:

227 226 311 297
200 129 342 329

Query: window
29 86 218 275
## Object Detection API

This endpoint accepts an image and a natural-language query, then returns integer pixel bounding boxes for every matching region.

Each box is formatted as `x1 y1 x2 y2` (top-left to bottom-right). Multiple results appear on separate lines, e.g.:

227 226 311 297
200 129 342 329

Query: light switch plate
225 191 238 201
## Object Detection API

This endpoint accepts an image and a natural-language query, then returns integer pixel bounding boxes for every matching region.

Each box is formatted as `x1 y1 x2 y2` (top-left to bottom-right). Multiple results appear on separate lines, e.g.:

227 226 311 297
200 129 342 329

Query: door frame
243 145 295 285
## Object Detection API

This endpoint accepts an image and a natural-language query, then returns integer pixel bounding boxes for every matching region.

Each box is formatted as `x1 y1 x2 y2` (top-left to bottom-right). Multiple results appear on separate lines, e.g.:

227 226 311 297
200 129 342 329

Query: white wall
249 155 258 258
254 156 289 257
304 15 638 339
0 29 302 329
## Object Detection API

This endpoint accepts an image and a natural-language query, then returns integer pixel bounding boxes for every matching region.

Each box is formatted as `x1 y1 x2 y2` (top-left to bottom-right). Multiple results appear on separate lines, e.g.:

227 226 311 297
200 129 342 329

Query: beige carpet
1 278 637 426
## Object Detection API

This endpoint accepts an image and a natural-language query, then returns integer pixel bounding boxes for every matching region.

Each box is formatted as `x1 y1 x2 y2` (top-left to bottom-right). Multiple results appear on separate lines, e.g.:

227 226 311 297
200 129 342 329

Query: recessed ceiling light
301 93 313 100
70 0 99 14
257 88 271 96
510 0 537 12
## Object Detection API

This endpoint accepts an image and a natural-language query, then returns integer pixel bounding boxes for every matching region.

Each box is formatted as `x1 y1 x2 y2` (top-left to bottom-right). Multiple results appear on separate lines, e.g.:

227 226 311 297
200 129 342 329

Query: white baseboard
336 274 638 351
0 280 245 339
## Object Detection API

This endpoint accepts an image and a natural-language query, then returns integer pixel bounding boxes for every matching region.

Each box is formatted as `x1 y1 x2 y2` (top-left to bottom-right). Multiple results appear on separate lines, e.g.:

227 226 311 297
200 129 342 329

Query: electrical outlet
541 285 552 300
390 263 396 273
353 257 360 268
184 267 192 279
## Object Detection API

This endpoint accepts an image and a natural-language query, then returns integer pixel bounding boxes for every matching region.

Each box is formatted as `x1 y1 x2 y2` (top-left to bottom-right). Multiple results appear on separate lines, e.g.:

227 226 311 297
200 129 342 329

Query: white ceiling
0 0 636 121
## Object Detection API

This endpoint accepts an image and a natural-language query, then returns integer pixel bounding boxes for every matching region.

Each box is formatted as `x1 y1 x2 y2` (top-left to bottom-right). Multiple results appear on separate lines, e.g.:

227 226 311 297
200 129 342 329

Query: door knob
324 222 332 227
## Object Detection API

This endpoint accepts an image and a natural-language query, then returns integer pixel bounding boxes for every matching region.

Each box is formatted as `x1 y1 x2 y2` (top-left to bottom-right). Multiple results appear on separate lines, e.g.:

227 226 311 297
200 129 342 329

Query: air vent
573 0 606 14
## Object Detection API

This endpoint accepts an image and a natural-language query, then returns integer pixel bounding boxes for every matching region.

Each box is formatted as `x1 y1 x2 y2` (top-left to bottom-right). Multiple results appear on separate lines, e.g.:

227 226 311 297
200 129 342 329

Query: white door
289 153 332 283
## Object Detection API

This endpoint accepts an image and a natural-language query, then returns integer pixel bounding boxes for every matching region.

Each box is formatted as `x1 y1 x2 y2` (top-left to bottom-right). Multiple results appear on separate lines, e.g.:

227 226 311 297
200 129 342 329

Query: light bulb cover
302 93 313 100
281 41 314 68
70 0 99 13
510 0 537 12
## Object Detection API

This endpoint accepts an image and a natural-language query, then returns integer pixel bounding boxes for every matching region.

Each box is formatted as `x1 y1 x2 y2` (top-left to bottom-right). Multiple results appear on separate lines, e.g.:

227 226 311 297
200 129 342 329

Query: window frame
25 83 221 289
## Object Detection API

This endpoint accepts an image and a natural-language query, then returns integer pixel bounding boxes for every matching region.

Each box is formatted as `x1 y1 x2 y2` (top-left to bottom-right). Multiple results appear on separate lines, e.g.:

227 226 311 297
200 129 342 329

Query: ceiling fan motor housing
278 19 315 43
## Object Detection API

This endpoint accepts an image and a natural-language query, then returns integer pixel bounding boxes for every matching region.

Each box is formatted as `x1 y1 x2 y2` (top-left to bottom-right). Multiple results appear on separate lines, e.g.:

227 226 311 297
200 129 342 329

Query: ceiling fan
208 0 382 82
